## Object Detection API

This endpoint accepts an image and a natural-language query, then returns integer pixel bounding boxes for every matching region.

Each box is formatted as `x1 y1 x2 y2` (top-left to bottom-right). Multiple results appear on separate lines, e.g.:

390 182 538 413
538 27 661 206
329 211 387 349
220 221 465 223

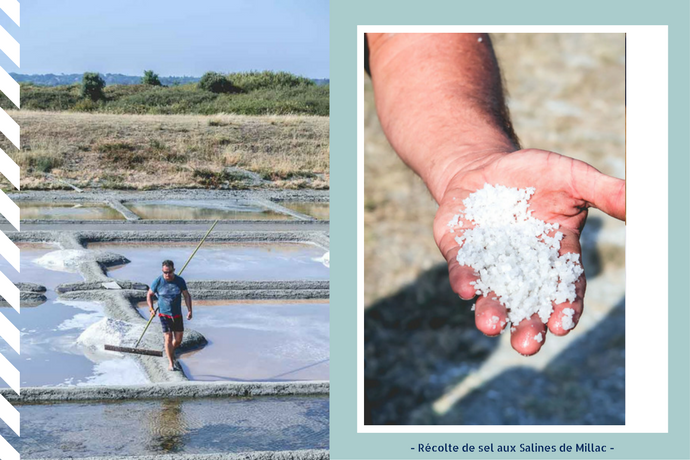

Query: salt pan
455 184 583 326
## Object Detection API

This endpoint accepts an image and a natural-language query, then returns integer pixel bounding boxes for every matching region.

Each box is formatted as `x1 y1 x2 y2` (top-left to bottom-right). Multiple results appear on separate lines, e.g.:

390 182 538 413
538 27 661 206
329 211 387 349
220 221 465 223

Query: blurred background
364 33 625 425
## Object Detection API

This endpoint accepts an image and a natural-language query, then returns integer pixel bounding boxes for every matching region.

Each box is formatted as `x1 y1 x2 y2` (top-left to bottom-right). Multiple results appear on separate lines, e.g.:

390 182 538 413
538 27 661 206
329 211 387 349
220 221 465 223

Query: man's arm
367 33 519 202
146 289 156 317
182 290 192 320
367 33 625 355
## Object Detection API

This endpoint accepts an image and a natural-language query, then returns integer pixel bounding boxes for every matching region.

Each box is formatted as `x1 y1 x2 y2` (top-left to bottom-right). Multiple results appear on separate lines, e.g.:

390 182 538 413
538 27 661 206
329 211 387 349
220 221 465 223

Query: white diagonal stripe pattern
0 0 18 26
0 0 19 451
0 232 18 272
0 434 18 460
0 148 19 190
0 271 17 313
0 313 18 354
0 191 17 231
0 108 19 149
0 26 17 67
0 395 18 435
0 67 18 109
0 352 18 394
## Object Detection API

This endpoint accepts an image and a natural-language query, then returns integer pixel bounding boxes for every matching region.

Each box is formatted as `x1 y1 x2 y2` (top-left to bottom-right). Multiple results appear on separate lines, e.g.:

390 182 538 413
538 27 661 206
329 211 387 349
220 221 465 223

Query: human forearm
367 33 519 202
146 291 155 310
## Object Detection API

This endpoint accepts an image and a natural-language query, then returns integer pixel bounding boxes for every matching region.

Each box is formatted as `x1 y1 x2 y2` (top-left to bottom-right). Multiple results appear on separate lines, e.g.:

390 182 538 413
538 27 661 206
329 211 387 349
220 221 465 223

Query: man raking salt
148 259 192 371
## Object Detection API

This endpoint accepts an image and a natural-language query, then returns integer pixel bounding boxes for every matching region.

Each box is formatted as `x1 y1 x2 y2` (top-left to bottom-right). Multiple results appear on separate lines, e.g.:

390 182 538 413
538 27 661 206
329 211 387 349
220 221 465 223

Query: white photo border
357 25 668 434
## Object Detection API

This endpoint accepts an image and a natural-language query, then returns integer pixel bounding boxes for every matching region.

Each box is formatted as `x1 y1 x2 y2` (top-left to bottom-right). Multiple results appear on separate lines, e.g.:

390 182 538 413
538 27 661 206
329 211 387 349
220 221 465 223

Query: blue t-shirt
150 275 188 317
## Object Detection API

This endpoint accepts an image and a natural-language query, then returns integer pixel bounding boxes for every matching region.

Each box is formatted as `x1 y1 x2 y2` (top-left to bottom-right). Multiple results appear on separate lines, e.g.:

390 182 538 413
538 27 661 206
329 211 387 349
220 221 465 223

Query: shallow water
0 292 148 387
124 200 293 220
137 300 329 381
91 242 330 283
20 202 125 220
6 396 328 458
1 244 85 289
0 245 148 387
282 202 330 220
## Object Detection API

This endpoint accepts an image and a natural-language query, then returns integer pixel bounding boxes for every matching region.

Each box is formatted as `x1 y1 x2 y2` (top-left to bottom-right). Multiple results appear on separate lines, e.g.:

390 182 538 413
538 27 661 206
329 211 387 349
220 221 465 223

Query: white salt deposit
56 300 105 331
102 281 122 290
78 358 149 386
456 184 583 326
34 250 89 273
313 251 330 268
534 332 543 343
77 317 145 350
561 307 576 330
447 214 463 229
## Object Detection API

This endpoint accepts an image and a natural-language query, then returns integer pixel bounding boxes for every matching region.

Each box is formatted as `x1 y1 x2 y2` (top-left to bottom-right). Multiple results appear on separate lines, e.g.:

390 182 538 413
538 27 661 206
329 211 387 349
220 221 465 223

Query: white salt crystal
534 332 543 343
561 308 576 330
455 183 583 326
447 214 463 233
478 37 483 43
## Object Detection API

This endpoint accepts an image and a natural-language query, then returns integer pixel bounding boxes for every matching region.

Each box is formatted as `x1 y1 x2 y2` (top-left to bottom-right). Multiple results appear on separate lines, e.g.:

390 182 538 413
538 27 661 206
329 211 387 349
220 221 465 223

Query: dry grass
3 111 329 190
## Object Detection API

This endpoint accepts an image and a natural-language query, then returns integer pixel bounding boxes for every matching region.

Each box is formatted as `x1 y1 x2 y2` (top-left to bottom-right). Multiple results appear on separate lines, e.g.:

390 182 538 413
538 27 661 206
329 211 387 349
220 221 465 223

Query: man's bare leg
172 331 183 350
164 332 175 370
172 331 184 369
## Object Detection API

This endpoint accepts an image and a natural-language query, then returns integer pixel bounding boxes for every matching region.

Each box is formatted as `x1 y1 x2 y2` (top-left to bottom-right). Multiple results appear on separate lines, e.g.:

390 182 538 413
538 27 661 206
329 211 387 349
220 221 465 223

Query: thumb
575 163 626 221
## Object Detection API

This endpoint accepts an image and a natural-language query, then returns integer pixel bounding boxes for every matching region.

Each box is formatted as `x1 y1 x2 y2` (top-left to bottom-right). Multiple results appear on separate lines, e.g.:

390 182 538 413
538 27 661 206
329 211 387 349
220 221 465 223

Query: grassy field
5 111 329 191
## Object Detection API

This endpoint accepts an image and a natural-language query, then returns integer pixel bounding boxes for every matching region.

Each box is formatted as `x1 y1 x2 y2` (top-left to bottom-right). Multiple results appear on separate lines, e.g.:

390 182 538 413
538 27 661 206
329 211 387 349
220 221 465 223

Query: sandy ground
364 33 625 424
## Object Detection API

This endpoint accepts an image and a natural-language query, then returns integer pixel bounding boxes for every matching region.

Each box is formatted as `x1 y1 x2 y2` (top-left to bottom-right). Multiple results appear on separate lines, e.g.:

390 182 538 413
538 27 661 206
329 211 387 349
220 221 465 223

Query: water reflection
125 200 292 221
6 396 329 458
282 202 329 220
20 202 125 220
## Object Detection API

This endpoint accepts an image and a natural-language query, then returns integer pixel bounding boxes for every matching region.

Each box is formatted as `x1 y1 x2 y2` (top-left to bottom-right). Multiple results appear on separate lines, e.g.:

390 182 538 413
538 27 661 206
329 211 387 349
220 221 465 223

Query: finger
548 228 586 335
474 292 508 336
574 161 626 221
510 314 547 356
548 273 586 336
446 248 479 300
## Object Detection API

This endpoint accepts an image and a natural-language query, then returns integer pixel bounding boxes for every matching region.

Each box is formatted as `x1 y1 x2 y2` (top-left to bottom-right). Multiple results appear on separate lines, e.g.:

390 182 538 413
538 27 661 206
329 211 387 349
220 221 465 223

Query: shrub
71 98 99 112
105 86 218 114
13 151 63 173
230 71 315 92
81 72 106 101
141 70 162 86
198 72 241 94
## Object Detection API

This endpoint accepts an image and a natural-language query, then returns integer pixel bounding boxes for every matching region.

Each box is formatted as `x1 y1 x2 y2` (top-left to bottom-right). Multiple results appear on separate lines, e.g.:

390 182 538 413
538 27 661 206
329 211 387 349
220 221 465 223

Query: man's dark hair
162 260 175 270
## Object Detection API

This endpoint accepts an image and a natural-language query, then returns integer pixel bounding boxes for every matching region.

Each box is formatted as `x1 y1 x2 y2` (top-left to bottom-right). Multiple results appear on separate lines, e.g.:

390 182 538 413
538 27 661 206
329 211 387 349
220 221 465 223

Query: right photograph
363 33 625 425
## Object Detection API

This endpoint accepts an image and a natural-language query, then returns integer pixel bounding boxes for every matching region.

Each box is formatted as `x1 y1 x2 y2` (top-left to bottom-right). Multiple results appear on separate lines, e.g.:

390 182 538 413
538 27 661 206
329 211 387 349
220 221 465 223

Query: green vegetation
198 71 241 94
10 71 329 116
81 72 106 101
141 70 162 86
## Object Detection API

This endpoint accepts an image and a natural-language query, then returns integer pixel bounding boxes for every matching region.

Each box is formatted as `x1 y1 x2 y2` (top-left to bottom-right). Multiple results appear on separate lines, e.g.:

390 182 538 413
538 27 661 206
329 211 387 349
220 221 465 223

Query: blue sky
0 0 329 78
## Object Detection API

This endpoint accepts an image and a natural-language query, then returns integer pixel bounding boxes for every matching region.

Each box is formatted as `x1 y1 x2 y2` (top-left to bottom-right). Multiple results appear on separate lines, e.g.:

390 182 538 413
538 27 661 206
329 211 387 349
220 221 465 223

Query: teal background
330 0 689 458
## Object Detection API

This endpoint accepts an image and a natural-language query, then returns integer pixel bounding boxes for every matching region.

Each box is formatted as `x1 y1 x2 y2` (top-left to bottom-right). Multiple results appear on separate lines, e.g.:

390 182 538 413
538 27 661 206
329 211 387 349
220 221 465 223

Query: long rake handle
133 220 219 349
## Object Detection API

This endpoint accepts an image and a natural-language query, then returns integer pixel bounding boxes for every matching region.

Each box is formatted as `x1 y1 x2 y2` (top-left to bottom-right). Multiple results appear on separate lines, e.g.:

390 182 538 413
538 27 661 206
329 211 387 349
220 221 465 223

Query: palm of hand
432 149 625 355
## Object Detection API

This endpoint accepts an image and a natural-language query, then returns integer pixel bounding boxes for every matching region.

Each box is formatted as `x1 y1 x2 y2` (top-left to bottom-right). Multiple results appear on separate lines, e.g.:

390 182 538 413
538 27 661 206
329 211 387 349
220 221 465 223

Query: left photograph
0 1 330 458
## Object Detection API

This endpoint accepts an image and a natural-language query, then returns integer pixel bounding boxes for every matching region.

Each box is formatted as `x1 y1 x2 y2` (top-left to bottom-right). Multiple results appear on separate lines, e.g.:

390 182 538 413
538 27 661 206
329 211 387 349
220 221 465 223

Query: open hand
432 149 625 355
